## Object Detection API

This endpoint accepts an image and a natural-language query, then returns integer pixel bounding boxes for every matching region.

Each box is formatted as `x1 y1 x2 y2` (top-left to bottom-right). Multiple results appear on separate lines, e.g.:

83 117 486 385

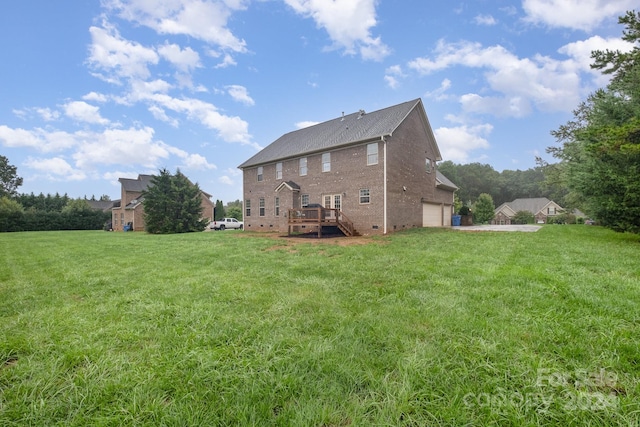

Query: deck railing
287 207 357 236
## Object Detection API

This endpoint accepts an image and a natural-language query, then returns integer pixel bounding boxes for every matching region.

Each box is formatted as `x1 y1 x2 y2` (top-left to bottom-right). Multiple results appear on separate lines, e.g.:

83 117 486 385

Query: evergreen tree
143 169 207 234
549 11 640 233
473 193 496 224
214 199 225 220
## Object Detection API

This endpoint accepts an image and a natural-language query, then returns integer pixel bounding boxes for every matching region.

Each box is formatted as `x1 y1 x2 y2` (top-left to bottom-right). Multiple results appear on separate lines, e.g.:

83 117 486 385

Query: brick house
492 197 564 225
111 174 215 231
238 98 458 235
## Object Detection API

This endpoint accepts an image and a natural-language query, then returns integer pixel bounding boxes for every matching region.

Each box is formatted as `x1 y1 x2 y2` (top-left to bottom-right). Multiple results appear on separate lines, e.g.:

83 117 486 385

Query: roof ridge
239 98 423 169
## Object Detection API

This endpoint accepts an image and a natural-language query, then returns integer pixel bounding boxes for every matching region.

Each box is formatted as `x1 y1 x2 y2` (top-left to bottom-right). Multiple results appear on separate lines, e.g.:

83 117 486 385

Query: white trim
383 136 387 234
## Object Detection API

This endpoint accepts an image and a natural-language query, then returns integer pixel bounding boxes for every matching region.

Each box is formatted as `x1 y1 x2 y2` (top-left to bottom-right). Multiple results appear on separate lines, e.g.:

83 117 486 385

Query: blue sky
0 0 635 203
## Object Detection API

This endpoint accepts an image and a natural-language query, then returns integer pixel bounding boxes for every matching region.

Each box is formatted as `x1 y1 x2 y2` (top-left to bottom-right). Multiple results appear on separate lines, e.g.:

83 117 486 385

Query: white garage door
422 203 442 227
442 205 452 226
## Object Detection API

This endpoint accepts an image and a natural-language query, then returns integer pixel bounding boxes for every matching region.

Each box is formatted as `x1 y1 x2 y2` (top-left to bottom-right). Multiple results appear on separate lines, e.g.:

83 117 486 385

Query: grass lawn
0 226 639 426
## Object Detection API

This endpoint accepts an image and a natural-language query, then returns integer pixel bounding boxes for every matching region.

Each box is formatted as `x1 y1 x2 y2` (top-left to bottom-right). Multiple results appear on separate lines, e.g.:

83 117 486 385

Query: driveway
452 224 542 232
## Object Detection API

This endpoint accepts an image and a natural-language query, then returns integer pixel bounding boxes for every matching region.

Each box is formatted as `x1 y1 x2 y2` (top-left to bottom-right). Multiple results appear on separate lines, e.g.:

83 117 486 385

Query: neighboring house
86 200 119 212
238 98 458 235
493 197 565 225
111 174 214 231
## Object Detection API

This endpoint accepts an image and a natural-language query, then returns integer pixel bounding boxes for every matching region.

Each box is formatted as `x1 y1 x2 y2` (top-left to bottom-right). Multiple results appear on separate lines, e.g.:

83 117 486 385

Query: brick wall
242 107 454 235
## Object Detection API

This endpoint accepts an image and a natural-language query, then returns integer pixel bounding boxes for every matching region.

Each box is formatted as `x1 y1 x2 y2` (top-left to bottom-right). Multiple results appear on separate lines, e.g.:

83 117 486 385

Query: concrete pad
452 224 542 232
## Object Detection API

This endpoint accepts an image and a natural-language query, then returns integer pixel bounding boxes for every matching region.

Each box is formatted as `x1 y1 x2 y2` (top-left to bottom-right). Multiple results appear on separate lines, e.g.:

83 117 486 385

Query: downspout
382 135 388 234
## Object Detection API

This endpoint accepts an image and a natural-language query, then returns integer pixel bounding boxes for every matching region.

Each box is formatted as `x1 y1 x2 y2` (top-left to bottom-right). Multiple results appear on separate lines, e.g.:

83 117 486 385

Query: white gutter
382 136 387 234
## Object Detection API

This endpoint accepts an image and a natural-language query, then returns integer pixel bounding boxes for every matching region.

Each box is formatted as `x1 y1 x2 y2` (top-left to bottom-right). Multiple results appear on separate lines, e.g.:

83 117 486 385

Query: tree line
0 158 112 232
437 160 566 208
0 195 111 232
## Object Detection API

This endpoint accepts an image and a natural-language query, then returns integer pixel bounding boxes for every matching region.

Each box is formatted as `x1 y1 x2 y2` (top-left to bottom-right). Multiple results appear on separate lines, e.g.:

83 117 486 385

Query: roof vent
341 111 345 121
357 109 365 119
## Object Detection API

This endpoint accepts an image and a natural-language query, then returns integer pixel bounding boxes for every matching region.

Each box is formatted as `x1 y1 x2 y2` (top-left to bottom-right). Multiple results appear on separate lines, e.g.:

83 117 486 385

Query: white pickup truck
210 217 244 230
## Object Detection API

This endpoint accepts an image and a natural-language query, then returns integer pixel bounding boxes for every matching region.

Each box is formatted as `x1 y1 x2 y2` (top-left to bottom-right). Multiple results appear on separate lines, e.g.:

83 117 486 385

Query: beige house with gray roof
493 197 564 225
238 98 458 235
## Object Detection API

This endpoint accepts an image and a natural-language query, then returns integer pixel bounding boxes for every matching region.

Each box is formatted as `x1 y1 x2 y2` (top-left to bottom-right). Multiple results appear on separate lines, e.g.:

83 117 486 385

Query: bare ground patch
236 231 383 248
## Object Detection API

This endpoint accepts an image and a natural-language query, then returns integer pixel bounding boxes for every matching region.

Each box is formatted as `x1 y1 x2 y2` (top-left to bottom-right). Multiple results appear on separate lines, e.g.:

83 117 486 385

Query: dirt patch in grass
237 231 381 247
2 356 18 369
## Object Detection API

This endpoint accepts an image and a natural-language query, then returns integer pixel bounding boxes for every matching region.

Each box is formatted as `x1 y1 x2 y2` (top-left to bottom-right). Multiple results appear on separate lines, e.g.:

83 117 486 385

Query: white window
257 166 263 182
301 194 309 208
322 152 331 172
275 197 280 216
276 162 282 180
245 199 251 217
299 157 307 176
425 158 432 173
359 189 370 204
548 207 556 215
367 143 378 165
259 198 265 216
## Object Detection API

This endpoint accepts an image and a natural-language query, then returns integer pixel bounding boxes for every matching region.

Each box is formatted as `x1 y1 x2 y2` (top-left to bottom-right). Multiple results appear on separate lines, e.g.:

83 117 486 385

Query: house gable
492 197 566 225
239 99 438 169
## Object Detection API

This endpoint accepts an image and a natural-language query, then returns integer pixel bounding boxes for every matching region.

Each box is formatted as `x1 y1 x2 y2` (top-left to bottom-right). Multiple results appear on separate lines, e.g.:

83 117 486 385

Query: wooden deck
287 207 357 237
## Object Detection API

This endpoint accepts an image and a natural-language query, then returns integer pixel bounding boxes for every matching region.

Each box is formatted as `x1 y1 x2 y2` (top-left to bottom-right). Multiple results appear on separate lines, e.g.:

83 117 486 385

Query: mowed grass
0 226 639 426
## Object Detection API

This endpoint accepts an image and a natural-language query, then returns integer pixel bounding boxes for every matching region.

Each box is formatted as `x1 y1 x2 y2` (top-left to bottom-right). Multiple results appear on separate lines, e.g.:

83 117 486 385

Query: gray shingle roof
496 197 563 215
436 171 458 191
508 198 552 213
118 174 213 198
119 174 154 192
239 99 427 169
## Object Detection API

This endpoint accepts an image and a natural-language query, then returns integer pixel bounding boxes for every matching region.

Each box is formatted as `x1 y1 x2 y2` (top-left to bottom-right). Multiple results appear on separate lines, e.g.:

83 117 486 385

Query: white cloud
226 85 255 106
434 123 493 163
103 0 248 52
474 14 497 26
23 157 87 181
558 35 634 86
118 78 254 145
424 79 452 101
460 94 533 117
82 92 109 103
36 108 61 122
384 65 405 89
157 42 201 72
0 126 77 152
407 39 589 116
88 23 159 83
522 0 636 31
218 175 234 185
213 53 237 68
148 105 179 127
295 121 319 129
63 101 110 125
72 127 169 169
183 153 217 170
384 75 400 89
283 0 390 61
